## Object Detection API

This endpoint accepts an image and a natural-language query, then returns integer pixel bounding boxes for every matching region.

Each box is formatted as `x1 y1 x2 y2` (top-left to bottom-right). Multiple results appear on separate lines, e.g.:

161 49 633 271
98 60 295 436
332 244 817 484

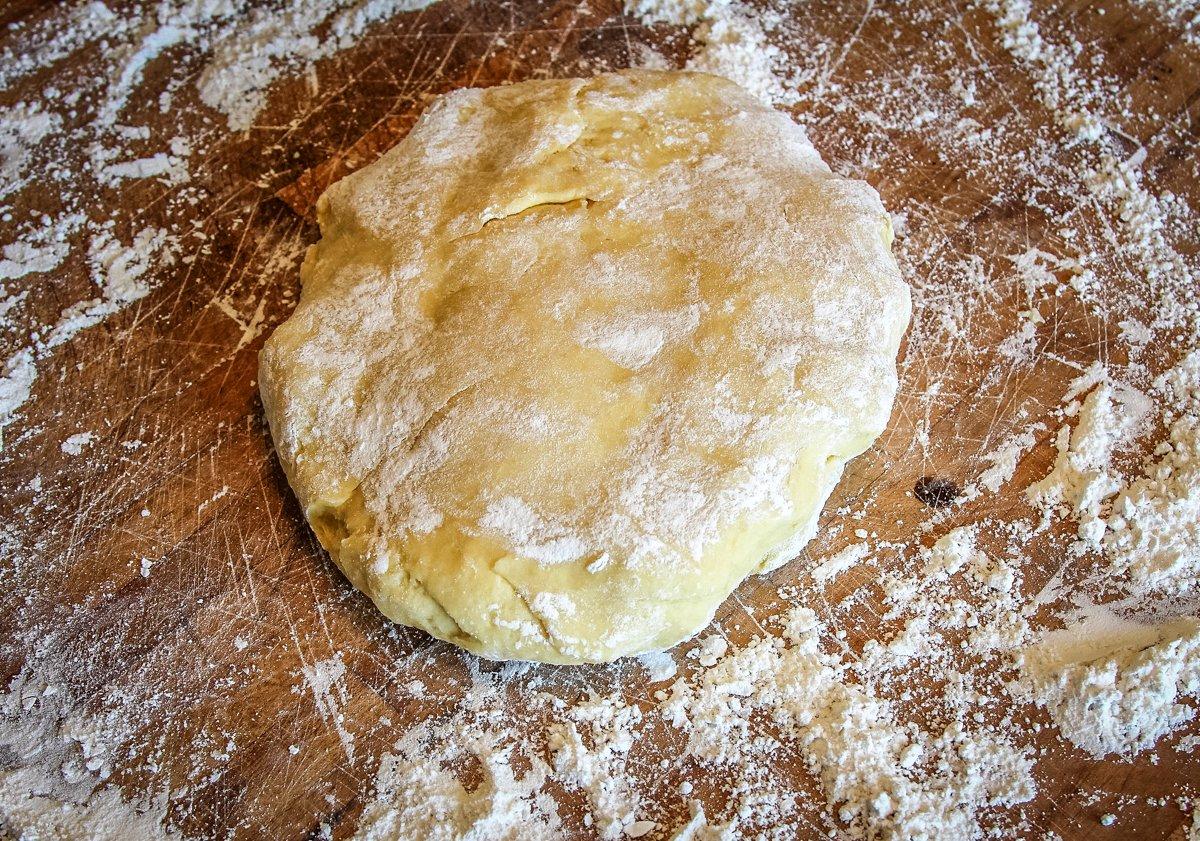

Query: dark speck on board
914 476 961 508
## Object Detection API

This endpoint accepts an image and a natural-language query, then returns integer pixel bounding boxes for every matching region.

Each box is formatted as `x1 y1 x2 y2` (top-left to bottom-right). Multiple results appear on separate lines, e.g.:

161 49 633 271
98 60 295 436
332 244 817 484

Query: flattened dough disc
260 70 911 664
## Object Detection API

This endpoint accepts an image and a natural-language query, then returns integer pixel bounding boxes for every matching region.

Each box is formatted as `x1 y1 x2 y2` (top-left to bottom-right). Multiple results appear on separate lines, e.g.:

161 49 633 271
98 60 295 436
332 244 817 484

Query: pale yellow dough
259 70 910 664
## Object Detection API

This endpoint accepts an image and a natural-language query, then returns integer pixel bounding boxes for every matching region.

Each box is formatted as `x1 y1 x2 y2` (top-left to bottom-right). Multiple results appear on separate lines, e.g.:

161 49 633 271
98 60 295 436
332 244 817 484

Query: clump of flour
1015 616 1200 758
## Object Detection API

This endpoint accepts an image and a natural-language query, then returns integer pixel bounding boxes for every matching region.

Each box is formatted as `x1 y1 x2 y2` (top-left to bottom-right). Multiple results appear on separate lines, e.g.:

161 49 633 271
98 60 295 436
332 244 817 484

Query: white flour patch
1105 351 1200 593
0 669 175 840
0 3 134 90
0 351 37 430
1015 616 1200 758
810 541 870 585
300 654 356 763
60 431 94 456
627 0 799 106
575 305 700 370
480 495 590 565
198 0 437 131
98 152 191 187
0 102 63 199
970 423 1045 497
637 650 678 682
0 214 82 281
355 723 562 841
921 525 982 580
1027 370 1153 546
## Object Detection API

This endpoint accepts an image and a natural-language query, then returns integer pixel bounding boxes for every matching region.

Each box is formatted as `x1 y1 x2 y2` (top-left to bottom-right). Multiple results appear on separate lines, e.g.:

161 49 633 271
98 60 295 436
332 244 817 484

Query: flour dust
2 0 1200 838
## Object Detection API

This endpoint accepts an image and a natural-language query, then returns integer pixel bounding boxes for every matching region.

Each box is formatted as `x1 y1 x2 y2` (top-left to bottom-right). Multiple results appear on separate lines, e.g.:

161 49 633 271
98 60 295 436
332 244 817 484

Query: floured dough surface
259 70 910 664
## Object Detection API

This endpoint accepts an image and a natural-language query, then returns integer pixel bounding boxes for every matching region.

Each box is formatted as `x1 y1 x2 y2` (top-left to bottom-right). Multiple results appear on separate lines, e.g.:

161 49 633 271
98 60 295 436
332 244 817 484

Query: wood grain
2 0 1199 839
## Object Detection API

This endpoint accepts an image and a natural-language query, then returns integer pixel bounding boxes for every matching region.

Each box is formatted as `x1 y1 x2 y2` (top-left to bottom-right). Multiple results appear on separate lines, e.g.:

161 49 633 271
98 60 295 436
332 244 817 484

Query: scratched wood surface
2 0 1199 838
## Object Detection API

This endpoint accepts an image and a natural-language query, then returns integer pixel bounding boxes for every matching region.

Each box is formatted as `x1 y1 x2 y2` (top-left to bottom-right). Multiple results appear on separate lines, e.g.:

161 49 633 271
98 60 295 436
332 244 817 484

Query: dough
259 70 910 664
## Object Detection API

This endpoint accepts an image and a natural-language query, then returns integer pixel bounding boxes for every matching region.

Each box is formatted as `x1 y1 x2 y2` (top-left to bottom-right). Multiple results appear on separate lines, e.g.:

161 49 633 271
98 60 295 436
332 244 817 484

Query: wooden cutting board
2 0 1198 838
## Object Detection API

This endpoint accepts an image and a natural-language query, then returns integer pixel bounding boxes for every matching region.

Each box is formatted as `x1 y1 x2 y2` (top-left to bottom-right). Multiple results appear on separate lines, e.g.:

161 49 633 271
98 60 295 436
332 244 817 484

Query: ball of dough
260 70 910 664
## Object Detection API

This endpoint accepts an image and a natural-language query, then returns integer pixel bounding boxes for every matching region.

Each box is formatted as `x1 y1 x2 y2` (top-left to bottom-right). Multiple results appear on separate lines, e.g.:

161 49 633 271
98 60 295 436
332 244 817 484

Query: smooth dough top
260 70 910 664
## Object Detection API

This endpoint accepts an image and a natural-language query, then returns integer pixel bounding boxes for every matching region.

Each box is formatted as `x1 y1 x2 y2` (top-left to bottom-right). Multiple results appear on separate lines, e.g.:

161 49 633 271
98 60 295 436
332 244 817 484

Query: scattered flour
661 607 1035 839
0 0 437 430
0 225 180 435
1025 352 1200 595
198 0 437 131
355 723 562 841
1150 0 1200 47
0 669 175 840
43 227 180 351
984 0 1105 142
627 0 798 106
300 654 356 763
2 0 1200 837
985 0 1199 335
548 696 645 839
